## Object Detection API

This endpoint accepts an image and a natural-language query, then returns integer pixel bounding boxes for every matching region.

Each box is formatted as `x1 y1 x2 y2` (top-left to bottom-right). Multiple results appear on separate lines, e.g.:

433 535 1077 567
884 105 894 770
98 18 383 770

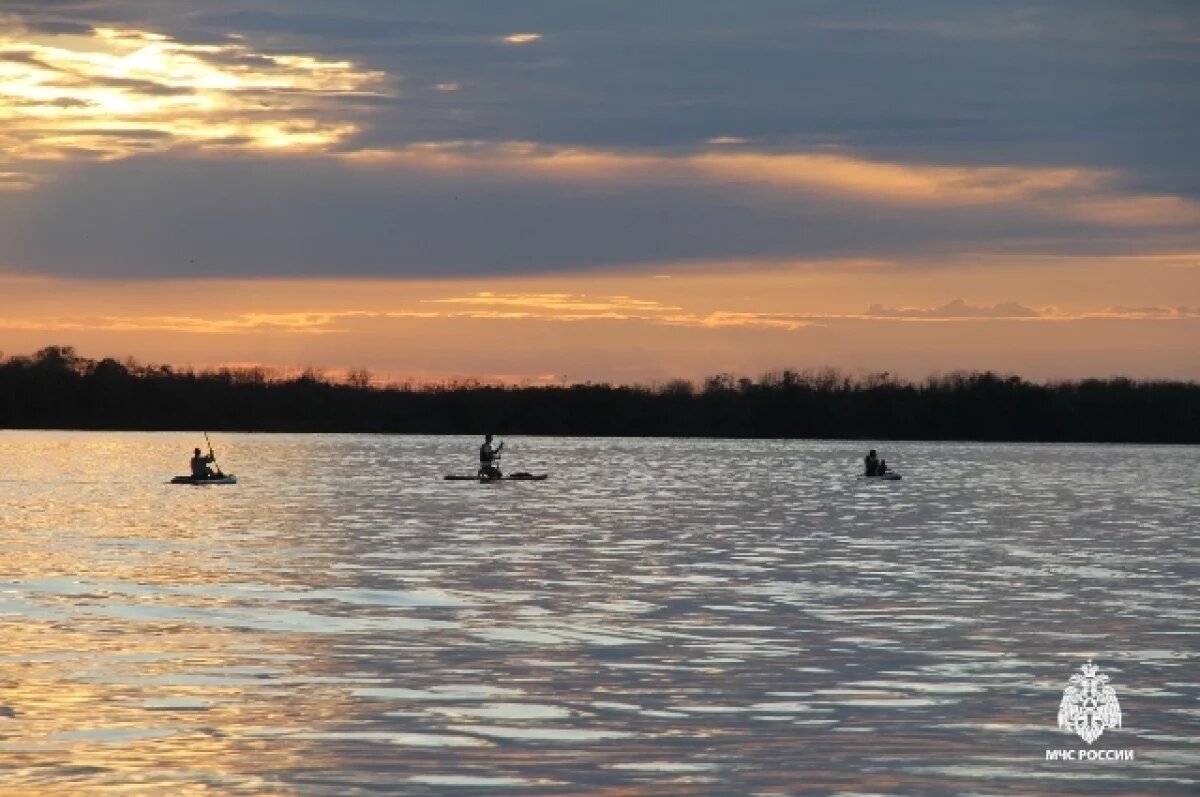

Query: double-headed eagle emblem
1058 660 1122 744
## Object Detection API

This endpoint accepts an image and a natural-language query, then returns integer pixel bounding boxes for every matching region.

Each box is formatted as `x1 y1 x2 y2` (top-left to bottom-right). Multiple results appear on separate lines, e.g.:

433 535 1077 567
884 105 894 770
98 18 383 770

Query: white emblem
1058 660 1121 744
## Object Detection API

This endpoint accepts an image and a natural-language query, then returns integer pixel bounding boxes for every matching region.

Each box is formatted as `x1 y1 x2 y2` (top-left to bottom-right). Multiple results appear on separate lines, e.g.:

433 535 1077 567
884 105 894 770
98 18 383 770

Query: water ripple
0 432 1195 794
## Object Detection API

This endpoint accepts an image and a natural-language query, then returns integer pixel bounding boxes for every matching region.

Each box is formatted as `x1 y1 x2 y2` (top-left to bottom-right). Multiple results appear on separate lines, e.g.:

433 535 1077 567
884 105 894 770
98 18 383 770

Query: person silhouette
190 447 219 479
478 434 504 479
864 449 879 477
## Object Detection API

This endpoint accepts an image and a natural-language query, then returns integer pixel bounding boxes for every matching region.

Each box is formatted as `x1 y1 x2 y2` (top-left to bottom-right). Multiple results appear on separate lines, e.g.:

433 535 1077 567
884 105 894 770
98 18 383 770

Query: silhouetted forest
1 346 1197 442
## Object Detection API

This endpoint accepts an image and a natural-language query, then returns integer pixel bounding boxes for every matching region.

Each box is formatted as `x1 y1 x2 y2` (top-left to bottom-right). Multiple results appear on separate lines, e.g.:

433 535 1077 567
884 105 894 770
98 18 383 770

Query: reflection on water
0 432 1196 794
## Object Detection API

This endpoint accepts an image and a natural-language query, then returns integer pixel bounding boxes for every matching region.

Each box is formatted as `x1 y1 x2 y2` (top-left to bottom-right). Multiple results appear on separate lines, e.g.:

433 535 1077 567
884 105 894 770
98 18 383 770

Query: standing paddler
478 434 503 479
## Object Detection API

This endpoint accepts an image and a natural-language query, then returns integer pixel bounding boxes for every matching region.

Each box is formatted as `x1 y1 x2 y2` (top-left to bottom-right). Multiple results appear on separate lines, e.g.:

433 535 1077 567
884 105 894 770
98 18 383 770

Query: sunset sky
1 1 1197 383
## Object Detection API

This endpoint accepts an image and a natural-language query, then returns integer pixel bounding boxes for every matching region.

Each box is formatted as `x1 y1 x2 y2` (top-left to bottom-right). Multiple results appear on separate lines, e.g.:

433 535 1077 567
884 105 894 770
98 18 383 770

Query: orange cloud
1084 305 1200 320
422 292 680 313
6 297 1194 340
1064 195 1200 227
859 301 1200 322
0 311 374 334
660 311 815 331
416 292 809 329
865 299 1042 320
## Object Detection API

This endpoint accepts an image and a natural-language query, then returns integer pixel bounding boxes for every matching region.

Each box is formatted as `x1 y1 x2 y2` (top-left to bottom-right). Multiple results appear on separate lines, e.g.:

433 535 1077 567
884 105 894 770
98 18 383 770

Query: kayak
170 475 237 485
444 473 548 482
858 473 902 481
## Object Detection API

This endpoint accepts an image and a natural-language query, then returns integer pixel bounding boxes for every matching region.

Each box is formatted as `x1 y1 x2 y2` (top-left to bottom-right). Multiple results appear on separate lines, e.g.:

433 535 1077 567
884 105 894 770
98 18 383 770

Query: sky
0 0 1197 383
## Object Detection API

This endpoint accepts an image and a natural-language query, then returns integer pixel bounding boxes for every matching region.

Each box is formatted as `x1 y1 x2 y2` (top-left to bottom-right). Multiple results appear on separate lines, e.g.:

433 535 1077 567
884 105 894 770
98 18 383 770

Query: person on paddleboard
190 447 220 480
864 449 880 476
479 434 503 479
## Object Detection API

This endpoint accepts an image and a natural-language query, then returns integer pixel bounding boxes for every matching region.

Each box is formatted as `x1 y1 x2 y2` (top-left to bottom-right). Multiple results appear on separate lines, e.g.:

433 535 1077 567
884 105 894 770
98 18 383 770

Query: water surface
0 432 1196 795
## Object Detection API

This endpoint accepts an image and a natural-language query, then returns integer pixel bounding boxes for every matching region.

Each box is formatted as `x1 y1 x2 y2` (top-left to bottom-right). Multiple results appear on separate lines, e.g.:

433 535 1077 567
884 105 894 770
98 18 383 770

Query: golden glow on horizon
0 24 385 183
0 286 1196 338
0 256 1197 383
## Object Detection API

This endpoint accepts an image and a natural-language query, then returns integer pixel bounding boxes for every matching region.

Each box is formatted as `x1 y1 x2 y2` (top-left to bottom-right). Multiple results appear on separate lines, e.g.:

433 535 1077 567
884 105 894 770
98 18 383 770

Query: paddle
203 431 223 477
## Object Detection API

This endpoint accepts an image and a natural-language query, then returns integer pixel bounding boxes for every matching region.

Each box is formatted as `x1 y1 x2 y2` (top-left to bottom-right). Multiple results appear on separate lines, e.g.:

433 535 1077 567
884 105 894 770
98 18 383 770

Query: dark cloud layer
10 1 1198 162
0 153 1191 279
1 0 1198 277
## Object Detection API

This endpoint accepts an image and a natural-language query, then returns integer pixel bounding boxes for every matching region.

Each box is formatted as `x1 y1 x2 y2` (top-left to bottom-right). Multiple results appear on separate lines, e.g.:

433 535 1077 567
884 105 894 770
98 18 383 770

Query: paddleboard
444 473 548 482
170 475 238 485
857 473 902 481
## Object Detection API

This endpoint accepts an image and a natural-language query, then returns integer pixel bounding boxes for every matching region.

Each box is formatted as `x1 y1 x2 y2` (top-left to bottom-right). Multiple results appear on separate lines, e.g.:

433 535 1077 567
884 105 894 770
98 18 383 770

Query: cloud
860 301 1200 322
1065 196 1200 228
1087 306 1200 320
0 310 373 334
6 2 1196 176
412 292 817 330
423 292 680 313
3 288 1195 350
501 33 542 45
0 171 38 191
689 152 1100 206
0 23 386 184
2 140 1195 279
659 311 814 331
866 299 1043 320
188 10 477 42
348 143 1108 207
0 2 1196 281
0 290 815 335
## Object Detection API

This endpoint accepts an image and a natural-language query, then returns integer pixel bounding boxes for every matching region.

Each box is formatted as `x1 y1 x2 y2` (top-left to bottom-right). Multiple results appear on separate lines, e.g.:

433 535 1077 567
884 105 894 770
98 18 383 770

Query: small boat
444 472 548 482
170 475 238 485
857 473 902 481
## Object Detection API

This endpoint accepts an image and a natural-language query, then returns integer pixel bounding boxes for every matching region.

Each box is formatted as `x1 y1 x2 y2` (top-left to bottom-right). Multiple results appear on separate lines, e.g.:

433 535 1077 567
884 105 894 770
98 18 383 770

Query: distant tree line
0 346 1197 442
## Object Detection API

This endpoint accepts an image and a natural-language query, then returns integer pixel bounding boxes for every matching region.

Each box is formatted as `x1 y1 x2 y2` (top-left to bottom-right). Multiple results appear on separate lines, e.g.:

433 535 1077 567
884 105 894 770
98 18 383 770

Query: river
0 432 1195 795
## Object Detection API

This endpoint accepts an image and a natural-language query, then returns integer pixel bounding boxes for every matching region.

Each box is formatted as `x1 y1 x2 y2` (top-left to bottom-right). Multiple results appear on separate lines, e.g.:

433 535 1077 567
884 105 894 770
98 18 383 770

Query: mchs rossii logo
1059 660 1121 743
1046 660 1134 761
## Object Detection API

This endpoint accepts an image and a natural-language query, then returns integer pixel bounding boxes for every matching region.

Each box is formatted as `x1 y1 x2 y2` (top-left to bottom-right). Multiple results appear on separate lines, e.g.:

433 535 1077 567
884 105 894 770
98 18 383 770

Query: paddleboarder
479 434 503 479
190 447 221 480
